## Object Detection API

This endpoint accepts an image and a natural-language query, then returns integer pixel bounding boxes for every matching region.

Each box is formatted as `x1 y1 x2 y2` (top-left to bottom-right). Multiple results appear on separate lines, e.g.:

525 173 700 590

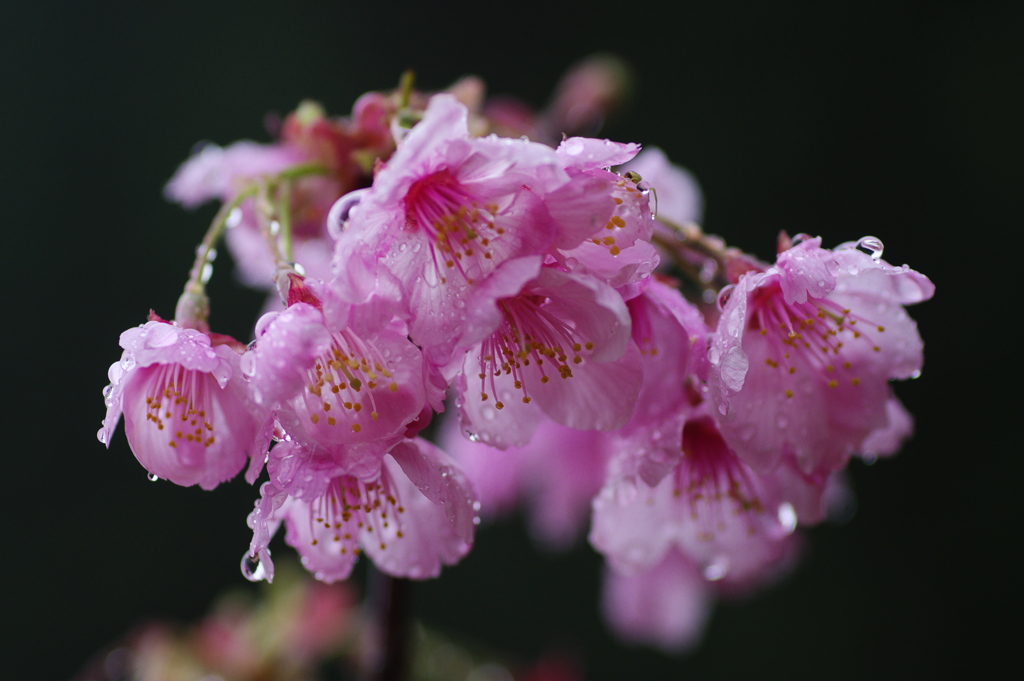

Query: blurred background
5 0 1020 678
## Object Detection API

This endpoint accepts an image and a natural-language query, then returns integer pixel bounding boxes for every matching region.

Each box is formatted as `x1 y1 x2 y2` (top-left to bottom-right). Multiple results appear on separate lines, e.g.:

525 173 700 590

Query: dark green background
5 1 1019 678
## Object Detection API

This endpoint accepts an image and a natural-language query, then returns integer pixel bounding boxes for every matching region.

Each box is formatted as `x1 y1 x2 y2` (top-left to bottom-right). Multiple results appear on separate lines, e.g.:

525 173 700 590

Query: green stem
185 186 257 294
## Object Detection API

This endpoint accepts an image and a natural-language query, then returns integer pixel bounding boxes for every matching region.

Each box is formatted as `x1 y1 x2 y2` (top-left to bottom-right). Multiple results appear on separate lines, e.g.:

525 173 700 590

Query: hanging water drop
241 553 266 582
147 472 159 482
240 351 257 378
226 207 243 229
97 428 108 445
910 369 922 379
703 556 729 581
777 502 797 534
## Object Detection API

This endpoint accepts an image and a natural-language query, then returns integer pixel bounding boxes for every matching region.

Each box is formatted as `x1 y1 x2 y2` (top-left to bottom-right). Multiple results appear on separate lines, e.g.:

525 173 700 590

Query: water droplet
241 553 266 581
201 262 213 284
96 428 108 444
119 355 136 372
147 472 159 482
465 430 480 442
856 236 884 262
240 351 257 378
102 384 114 399
472 500 482 512
703 556 729 581
226 207 242 228
910 369 921 379
269 220 281 236
482 407 496 421
473 516 481 525
290 261 306 276
716 285 735 312
196 244 217 262
777 502 797 534
398 243 407 253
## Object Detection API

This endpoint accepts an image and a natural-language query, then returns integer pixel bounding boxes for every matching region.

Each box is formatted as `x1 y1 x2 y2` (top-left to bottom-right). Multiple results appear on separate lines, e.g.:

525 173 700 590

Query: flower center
144 364 217 449
309 471 405 553
403 169 502 285
476 295 594 409
304 329 398 434
674 417 764 540
748 283 886 397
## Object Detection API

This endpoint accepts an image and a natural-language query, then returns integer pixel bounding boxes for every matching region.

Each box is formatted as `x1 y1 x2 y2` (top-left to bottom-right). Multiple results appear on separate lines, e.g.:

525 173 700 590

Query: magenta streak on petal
475 295 595 410
402 168 503 286
749 282 886 397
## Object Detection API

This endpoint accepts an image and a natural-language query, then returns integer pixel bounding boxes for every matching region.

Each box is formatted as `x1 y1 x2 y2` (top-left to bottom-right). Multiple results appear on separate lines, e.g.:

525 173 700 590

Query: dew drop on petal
910 369 922 379
703 556 729 581
777 502 797 534
147 472 159 482
96 428 108 444
201 262 214 284
472 500 482 512
716 284 735 313
241 553 266 582
856 236 884 262
226 207 242 229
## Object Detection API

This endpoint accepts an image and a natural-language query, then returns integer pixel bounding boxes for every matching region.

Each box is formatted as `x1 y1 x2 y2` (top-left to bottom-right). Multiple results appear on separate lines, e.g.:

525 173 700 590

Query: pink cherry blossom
453 260 643 448
708 236 934 474
99 319 257 489
591 413 817 586
247 289 428 450
246 437 477 582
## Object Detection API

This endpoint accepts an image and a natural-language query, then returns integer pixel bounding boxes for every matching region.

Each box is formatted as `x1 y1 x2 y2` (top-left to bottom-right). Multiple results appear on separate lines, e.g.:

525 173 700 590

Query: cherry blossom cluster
99 64 932 652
